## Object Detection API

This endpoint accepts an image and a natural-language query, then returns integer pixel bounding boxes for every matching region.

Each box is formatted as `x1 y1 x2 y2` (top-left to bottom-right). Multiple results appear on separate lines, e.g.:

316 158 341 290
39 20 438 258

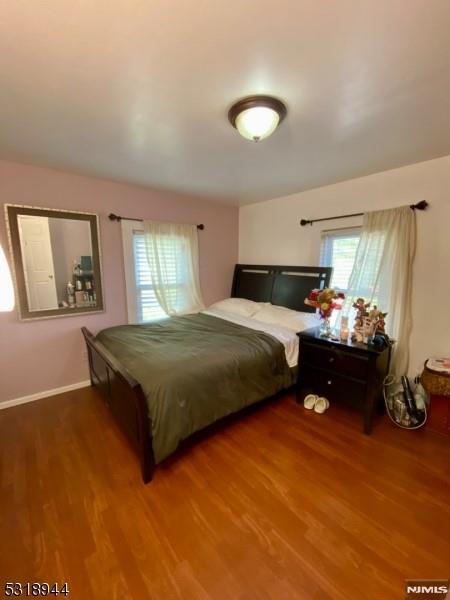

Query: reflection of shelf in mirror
73 271 95 305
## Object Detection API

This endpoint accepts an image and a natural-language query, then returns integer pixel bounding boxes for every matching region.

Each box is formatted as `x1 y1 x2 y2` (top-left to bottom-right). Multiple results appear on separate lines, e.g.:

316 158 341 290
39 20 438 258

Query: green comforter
96 313 293 463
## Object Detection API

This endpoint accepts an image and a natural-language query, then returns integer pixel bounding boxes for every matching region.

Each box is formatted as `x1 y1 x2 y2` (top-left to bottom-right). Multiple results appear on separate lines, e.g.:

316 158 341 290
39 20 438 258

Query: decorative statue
351 297 388 342
374 312 388 334
368 305 382 321
352 298 371 333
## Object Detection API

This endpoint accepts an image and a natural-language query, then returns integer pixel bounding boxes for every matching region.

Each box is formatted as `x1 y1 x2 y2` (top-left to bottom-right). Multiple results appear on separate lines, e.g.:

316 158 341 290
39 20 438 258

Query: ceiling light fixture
228 95 287 142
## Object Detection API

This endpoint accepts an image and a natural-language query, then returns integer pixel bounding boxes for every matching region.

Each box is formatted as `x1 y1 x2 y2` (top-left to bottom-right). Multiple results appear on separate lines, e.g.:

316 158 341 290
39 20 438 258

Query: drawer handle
327 380 332 385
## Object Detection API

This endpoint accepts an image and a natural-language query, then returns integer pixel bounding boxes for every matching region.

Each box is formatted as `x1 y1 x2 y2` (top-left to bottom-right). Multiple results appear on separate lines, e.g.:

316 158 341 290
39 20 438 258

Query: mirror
5 205 104 320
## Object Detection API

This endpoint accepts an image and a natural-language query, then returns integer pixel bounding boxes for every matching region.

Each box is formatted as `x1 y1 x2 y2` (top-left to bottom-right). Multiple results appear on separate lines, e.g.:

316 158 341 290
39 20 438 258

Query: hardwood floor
0 387 449 600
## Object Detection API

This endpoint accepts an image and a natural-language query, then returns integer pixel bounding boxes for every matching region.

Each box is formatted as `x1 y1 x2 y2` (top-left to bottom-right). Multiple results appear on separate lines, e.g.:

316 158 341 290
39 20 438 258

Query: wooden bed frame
82 264 332 483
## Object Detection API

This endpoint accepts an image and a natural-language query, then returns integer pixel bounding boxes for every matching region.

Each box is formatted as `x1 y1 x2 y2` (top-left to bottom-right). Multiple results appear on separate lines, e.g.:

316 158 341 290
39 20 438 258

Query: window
122 219 204 322
122 221 168 323
320 227 361 293
320 227 361 328
132 232 169 322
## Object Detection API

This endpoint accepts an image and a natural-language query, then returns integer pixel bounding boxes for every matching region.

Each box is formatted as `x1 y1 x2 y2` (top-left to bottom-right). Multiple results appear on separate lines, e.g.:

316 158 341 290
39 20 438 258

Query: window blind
133 233 167 322
320 228 361 292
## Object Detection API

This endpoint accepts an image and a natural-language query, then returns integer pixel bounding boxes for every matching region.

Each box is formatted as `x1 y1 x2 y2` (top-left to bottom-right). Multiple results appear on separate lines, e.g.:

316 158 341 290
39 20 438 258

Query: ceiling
1 1 449 205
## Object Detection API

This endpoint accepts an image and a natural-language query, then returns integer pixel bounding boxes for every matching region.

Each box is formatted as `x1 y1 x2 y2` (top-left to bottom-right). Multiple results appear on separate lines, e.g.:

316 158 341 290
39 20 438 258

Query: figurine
374 312 388 334
352 298 371 328
368 305 382 321
351 296 388 343
351 297 370 340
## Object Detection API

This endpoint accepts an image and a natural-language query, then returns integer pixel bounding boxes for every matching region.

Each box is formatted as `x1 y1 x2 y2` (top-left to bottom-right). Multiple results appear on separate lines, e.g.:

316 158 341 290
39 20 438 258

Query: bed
82 264 332 483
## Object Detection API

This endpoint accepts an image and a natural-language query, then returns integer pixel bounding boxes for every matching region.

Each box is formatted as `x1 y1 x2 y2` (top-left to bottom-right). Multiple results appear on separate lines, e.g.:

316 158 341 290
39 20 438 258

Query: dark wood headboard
231 264 332 313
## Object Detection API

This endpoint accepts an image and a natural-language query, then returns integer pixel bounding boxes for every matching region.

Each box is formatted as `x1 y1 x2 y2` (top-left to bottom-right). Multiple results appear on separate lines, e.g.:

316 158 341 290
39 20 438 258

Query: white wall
239 155 450 376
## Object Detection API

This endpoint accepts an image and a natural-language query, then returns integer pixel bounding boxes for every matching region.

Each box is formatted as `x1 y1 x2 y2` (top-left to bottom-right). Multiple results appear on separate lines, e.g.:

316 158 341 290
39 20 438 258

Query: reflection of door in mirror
18 215 58 311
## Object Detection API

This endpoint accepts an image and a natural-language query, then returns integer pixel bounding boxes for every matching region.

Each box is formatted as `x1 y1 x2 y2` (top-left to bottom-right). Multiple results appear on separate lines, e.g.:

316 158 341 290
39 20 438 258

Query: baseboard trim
0 380 91 410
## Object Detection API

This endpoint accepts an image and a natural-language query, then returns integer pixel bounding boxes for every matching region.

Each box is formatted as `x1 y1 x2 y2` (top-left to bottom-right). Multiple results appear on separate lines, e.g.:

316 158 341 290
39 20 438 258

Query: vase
319 316 332 338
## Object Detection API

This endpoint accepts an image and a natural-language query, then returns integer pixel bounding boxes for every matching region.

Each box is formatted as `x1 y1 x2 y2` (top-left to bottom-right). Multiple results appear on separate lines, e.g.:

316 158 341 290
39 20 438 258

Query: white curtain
344 206 416 377
143 220 205 316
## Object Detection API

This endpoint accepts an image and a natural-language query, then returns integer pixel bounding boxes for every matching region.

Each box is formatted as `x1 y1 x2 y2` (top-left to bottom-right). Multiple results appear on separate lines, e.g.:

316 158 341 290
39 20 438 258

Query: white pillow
252 303 317 332
208 297 261 318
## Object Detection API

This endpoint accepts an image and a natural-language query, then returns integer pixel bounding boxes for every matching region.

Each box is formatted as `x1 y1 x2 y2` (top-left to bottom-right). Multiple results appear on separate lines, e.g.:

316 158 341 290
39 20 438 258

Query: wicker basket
421 360 450 396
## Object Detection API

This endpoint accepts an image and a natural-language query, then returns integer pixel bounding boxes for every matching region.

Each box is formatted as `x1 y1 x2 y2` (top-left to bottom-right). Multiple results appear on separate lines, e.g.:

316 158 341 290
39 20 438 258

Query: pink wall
0 160 238 402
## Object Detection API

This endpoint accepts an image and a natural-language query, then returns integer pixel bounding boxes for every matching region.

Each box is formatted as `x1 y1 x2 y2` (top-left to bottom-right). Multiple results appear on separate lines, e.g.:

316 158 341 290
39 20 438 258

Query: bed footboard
81 327 155 483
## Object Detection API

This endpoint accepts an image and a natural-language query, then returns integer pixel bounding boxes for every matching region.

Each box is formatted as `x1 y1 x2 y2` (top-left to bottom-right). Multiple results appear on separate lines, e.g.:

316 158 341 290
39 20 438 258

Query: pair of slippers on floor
304 394 330 414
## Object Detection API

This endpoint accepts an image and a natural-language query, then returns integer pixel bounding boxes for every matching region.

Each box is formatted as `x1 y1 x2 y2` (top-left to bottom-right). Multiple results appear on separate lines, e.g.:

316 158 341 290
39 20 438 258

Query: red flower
305 287 345 320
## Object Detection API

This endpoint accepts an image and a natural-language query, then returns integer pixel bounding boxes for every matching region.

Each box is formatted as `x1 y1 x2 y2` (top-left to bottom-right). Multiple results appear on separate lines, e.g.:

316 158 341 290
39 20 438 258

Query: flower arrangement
304 288 345 319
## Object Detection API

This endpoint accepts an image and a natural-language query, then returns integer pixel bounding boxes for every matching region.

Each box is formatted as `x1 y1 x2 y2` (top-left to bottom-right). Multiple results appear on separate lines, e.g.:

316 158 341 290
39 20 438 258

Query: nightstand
296 327 391 433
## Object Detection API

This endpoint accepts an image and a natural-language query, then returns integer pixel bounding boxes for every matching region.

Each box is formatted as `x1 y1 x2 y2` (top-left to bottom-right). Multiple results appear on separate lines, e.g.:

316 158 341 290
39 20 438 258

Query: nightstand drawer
306 366 367 408
302 342 369 381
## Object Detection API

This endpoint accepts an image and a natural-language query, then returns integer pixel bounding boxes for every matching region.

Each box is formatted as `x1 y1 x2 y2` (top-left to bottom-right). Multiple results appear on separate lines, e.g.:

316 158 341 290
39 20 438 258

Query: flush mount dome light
228 95 287 142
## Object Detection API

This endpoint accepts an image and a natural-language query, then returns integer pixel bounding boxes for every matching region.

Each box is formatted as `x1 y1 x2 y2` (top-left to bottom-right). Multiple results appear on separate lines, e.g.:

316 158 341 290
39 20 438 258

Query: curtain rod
108 213 205 230
299 200 429 227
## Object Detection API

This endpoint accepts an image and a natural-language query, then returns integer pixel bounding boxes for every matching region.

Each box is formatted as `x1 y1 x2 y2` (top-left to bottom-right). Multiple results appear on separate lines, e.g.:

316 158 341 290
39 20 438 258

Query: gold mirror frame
5 204 104 320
